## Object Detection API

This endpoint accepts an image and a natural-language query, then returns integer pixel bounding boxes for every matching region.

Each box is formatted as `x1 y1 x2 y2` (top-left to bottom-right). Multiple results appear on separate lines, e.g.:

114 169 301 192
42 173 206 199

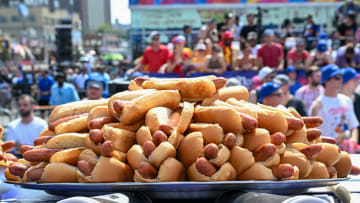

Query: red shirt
167 51 190 77
287 49 310 64
257 43 283 68
141 45 169 72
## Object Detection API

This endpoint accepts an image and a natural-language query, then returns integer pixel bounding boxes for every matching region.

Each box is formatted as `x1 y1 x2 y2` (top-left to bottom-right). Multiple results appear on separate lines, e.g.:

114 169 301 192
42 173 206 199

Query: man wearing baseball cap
130 31 169 73
258 82 285 110
257 29 284 70
285 66 302 95
84 78 105 100
249 67 276 103
310 64 359 149
340 67 360 144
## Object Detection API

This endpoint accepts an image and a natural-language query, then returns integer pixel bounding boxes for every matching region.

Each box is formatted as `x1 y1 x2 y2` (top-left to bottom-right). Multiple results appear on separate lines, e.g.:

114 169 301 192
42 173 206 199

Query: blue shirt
37 75 54 101
290 81 302 95
49 82 80 105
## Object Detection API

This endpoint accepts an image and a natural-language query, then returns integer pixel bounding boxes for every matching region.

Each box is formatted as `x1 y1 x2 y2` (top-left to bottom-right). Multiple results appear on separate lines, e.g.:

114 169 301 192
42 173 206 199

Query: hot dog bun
333 151 352 178
41 163 78 183
188 123 224 145
238 162 276 180
202 86 249 106
49 147 85 165
44 133 88 149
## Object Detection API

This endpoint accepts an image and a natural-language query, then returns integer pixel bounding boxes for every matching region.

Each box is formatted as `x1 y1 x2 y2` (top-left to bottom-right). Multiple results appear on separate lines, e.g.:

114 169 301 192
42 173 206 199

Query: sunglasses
332 75 342 80
152 37 160 41
270 92 282 97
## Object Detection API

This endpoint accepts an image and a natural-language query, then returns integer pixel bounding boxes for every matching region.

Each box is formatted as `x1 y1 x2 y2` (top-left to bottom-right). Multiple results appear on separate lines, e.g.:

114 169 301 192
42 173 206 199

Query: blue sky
111 0 131 24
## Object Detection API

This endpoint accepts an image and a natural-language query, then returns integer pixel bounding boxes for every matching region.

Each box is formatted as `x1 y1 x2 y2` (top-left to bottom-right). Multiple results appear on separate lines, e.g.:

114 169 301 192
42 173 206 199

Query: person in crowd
198 26 212 55
183 25 197 49
12 66 31 98
49 72 80 105
287 38 311 70
247 32 261 56
37 69 54 118
249 67 276 103
163 35 191 77
234 43 257 71
337 35 359 55
274 74 307 116
84 78 105 101
340 67 360 144
310 64 359 151
258 82 284 109
206 18 219 43
130 31 169 73
224 13 236 35
65 67 76 86
337 13 357 46
191 43 208 73
240 14 257 44
285 66 302 95
282 19 293 38
336 0 360 23
277 33 289 69
257 29 284 70
303 14 320 51
335 45 360 69
6 94 47 154
234 15 242 41
92 65 110 98
218 31 234 68
310 41 333 67
73 66 88 98
295 66 324 113
204 45 227 75
0 71 11 109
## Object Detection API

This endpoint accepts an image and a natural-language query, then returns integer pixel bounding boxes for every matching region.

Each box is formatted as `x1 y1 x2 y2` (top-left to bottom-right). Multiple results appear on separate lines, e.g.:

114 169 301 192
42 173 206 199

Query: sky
111 0 131 25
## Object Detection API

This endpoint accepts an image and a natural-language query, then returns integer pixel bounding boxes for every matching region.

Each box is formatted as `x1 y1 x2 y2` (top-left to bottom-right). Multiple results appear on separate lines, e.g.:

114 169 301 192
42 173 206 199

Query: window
0 16 7 24
11 16 21 22
27 15 36 23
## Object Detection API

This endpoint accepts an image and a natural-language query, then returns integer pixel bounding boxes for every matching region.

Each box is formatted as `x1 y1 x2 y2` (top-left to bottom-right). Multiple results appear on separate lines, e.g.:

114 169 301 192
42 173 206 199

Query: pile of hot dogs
5 76 353 183
0 127 17 169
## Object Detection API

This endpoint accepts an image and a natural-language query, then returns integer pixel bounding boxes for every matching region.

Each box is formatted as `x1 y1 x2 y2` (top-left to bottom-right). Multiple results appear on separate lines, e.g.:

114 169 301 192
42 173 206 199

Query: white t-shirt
6 117 48 146
309 94 359 141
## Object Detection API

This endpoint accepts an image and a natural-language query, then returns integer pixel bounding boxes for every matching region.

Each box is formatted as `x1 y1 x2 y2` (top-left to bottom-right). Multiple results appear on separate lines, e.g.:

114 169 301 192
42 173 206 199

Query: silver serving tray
5 178 349 199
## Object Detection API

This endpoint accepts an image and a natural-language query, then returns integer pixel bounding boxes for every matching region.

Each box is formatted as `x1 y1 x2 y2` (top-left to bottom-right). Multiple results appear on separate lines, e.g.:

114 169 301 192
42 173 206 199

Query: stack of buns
6 76 353 183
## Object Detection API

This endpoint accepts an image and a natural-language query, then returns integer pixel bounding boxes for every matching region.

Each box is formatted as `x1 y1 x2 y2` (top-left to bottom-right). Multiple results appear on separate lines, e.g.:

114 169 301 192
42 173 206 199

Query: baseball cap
316 41 327 53
259 82 281 103
247 32 258 40
285 66 297 74
295 39 304 45
264 29 274 37
149 31 160 40
274 74 290 86
87 80 104 89
317 32 329 40
342 67 360 84
195 43 206 51
223 31 234 39
321 64 342 84
172 35 186 44
259 67 275 81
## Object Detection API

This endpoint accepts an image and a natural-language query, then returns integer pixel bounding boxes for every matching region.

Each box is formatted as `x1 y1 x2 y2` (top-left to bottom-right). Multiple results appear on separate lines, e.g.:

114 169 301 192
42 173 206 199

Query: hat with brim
342 67 360 84
274 74 290 86
321 64 342 84
86 80 105 89
259 82 281 103
285 66 297 74
259 67 276 81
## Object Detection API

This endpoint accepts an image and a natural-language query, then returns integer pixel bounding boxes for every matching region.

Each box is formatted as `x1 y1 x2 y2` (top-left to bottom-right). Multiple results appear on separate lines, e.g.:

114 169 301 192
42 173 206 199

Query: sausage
351 165 360 175
272 164 294 179
26 168 44 182
23 148 62 162
321 136 336 144
88 117 117 130
33 136 53 146
101 141 113 157
78 160 94 176
254 143 277 161
306 128 322 141
152 130 168 146
0 151 3 160
238 112 258 130
224 133 237 148
211 77 226 89
204 143 219 159
303 116 323 128
299 144 322 160
134 77 148 86
159 110 181 135
138 161 158 179
143 141 156 157
327 166 337 177
286 116 304 130
9 162 27 177
270 132 286 145
113 100 127 113
5 153 18 162
195 157 217 177
89 129 104 144
48 115 80 131
20 145 33 156
1 141 15 152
